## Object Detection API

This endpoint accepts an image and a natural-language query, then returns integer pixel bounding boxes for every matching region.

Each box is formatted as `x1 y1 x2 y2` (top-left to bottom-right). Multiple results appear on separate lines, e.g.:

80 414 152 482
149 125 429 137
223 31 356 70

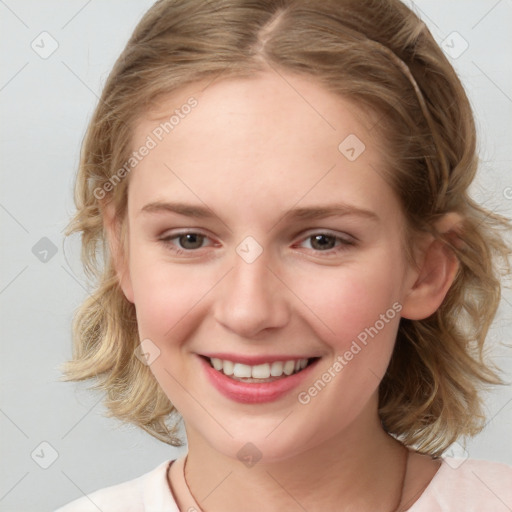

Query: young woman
56 1 512 510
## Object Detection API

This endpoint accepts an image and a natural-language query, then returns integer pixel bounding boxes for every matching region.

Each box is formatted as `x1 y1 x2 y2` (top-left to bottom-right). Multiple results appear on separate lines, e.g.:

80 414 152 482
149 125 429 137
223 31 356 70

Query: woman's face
117 71 419 462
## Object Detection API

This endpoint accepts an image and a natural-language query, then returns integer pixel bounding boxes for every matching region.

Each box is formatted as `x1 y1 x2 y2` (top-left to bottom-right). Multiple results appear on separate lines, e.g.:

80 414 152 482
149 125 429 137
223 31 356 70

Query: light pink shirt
56 456 512 511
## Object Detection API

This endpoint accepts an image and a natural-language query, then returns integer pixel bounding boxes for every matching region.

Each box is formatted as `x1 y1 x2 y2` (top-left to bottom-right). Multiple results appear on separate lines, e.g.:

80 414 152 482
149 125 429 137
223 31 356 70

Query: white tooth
283 360 295 375
211 358 223 371
252 363 271 379
217 359 308 379
222 360 234 376
270 361 284 376
233 363 252 378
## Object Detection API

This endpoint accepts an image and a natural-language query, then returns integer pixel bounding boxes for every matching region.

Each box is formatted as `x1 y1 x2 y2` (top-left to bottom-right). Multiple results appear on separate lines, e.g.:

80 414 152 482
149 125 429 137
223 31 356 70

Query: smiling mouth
201 356 320 383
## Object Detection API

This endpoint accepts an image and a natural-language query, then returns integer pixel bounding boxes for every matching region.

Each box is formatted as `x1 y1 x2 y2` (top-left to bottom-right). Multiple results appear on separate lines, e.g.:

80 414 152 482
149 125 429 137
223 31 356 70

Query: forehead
128 71 400 224
137 70 378 157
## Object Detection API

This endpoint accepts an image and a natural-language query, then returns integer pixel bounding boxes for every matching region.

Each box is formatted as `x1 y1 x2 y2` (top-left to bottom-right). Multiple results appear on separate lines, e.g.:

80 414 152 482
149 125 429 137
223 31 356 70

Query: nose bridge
232 250 272 300
213 242 289 336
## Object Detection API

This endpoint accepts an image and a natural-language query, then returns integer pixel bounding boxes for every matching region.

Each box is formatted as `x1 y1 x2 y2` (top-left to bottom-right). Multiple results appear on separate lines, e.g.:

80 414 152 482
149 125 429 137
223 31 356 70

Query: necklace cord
182 444 410 512
393 444 410 512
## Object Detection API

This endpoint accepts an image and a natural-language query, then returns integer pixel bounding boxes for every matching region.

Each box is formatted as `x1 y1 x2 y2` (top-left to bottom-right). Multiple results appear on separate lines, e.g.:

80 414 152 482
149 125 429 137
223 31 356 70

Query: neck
181 402 408 512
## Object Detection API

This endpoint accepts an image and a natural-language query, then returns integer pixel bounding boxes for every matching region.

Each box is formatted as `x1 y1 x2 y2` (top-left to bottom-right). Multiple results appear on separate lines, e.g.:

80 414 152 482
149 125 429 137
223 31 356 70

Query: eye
307 234 337 251
175 233 206 250
160 231 214 253
297 232 356 253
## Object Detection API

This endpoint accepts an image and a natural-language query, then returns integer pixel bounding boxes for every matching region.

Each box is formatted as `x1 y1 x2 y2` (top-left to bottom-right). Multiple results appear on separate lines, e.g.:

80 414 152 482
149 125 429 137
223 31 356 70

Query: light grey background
1 1 511 510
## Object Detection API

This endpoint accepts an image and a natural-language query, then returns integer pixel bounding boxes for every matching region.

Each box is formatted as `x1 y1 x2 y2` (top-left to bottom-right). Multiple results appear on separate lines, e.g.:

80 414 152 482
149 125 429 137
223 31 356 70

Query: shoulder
411 457 512 511
54 460 179 512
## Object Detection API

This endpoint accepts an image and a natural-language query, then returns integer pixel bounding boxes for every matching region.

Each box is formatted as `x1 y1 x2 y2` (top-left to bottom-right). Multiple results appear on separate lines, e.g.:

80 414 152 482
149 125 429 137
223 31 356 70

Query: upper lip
199 353 320 365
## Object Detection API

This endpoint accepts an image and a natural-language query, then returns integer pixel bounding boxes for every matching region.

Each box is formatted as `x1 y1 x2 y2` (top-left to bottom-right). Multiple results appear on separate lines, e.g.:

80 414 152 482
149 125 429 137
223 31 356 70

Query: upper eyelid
160 228 213 239
299 227 355 238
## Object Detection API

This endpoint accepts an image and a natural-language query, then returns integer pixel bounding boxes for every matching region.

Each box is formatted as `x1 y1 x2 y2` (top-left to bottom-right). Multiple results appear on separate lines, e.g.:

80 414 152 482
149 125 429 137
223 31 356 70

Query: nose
212 249 291 338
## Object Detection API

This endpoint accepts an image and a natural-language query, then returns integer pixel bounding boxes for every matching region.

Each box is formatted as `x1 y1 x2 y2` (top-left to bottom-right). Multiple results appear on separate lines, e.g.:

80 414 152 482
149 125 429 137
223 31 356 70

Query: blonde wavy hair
63 0 512 456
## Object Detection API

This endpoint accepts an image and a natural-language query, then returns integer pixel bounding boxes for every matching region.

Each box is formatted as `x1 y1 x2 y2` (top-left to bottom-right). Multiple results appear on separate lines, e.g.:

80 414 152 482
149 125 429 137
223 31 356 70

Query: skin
105 70 460 512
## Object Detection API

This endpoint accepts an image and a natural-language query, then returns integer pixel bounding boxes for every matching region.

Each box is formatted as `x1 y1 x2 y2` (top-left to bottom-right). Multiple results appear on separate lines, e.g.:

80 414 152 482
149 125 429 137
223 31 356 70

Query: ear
400 213 462 320
102 201 135 304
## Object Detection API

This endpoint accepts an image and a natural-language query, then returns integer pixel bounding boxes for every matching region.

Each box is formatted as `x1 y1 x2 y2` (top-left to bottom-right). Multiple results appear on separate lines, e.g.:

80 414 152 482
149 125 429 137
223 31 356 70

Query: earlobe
400 213 462 320
102 201 135 304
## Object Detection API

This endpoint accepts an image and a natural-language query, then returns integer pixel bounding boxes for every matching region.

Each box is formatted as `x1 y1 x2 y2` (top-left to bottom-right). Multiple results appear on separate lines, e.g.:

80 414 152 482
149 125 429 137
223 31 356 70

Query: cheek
288 260 404 426
127 250 210 405
127 247 205 340
291 255 404 355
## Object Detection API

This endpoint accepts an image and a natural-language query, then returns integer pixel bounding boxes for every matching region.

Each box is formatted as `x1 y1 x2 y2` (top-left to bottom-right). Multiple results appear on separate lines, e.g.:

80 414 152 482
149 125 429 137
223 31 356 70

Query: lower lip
199 356 320 404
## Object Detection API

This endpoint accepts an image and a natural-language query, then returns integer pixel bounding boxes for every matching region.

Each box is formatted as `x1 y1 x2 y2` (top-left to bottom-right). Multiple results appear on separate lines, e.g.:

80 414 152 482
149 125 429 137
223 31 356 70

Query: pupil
179 233 204 249
311 234 335 250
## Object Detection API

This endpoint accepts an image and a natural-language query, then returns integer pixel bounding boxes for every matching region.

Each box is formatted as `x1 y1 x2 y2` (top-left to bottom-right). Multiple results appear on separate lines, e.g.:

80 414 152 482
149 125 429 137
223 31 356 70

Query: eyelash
159 230 356 256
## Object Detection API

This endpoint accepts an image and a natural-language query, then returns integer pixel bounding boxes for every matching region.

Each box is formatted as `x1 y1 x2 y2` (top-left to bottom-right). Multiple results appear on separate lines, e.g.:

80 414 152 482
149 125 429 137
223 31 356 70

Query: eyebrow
141 201 216 218
140 201 379 222
281 204 379 222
